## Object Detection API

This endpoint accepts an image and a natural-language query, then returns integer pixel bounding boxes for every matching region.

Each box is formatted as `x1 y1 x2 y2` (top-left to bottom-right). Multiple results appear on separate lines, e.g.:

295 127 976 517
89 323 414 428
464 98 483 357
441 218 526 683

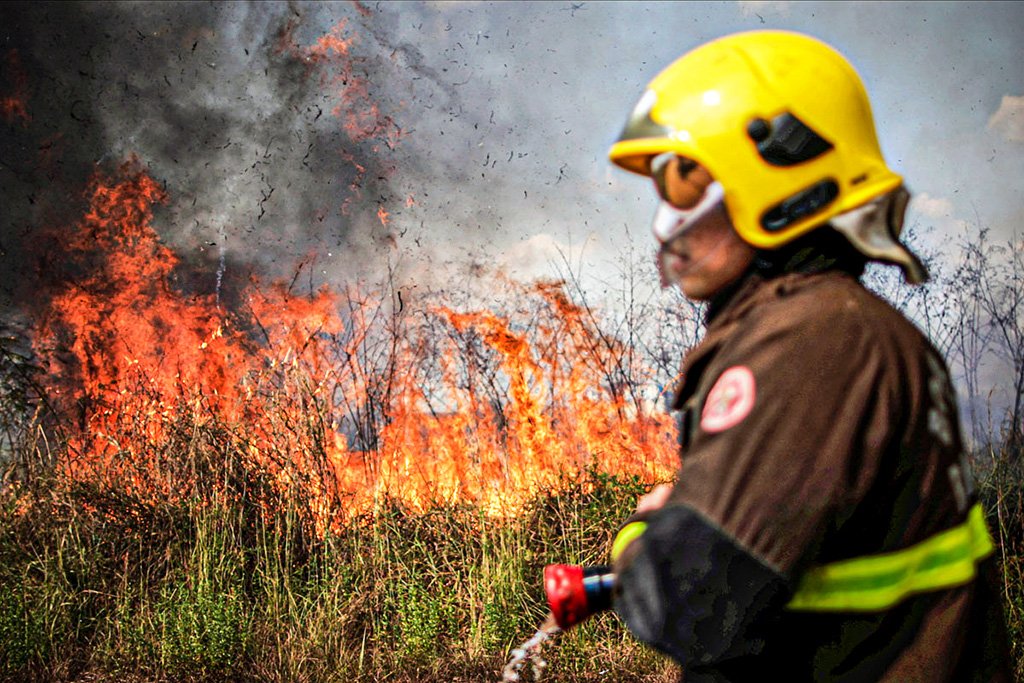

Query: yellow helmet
609 30 925 281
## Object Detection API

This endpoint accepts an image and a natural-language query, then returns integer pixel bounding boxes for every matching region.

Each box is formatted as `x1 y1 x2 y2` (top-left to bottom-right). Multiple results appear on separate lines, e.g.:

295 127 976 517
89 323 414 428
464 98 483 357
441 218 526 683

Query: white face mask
651 181 726 244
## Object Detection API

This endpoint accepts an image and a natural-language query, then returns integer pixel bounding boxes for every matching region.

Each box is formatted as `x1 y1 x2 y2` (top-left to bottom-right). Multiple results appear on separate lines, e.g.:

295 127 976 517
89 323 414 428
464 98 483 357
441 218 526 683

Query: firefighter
606 31 1012 680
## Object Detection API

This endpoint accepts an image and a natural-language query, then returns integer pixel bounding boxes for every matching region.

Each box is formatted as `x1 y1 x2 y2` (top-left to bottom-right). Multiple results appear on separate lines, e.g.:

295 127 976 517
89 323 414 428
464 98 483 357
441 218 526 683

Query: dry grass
0 413 676 682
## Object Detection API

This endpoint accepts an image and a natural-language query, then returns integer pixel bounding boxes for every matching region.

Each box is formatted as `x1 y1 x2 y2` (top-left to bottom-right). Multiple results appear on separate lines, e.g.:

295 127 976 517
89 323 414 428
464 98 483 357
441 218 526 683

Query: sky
1 1 1022 415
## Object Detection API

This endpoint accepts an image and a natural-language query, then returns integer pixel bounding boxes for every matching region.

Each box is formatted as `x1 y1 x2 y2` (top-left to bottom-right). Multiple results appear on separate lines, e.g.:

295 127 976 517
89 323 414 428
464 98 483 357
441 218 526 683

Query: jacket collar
672 269 856 410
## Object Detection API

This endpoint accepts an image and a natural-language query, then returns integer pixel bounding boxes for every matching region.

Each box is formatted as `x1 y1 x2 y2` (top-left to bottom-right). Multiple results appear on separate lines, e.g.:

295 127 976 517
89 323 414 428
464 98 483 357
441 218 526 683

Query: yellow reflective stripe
787 503 995 612
611 521 648 563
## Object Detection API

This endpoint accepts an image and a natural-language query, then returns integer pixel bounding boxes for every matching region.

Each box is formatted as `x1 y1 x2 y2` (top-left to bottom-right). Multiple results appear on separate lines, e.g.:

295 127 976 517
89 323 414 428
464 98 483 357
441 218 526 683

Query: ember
1 48 30 125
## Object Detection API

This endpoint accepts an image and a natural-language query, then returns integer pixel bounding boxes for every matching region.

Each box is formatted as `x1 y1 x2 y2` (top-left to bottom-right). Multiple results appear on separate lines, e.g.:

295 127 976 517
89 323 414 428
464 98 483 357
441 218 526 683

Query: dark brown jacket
613 269 1012 681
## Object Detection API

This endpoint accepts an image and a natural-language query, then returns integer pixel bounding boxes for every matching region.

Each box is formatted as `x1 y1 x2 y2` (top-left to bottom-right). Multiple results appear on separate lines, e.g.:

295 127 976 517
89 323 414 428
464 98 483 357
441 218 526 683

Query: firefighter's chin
655 199 756 300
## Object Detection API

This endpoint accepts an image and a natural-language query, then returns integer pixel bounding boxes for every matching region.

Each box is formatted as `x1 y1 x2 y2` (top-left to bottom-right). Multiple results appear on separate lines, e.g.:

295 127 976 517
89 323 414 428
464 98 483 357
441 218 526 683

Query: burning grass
0 433 678 682
0 163 683 681
30 162 678 528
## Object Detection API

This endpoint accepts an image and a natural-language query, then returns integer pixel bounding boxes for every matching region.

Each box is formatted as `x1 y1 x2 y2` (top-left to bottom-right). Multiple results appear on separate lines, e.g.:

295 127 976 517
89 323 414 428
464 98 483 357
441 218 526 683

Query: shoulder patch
700 366 756 433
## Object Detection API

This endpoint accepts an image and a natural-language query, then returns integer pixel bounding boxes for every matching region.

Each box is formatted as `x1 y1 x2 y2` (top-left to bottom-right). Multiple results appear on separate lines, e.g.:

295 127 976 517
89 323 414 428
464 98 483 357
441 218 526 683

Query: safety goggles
647 153 726 243
649 152 701 207
650 183 726 244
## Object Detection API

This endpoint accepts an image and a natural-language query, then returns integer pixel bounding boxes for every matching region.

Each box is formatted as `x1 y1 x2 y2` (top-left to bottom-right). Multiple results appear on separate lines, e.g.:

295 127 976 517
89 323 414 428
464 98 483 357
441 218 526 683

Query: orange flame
276 18 402 222
1 49 30 125
279 19 402 148
32 163 677 531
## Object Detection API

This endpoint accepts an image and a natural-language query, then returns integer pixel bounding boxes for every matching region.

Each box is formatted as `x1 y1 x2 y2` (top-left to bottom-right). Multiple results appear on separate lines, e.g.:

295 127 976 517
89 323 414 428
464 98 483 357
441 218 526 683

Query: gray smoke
0 1 444 316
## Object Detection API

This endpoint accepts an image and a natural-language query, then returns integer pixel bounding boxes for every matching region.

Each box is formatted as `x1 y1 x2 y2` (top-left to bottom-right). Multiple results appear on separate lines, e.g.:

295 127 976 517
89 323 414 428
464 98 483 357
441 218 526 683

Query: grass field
0 429 1020 681
0 458 678 682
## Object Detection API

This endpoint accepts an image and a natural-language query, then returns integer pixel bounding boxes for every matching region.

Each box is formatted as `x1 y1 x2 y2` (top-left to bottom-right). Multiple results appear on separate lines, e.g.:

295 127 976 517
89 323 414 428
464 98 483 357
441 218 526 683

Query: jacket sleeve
613 290 900 668
613 504 790 667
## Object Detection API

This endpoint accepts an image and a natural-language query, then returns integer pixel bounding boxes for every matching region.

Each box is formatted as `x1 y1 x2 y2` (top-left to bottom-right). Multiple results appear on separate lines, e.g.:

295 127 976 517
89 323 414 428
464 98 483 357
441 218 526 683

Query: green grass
0 466 676 683
973 442 1024 681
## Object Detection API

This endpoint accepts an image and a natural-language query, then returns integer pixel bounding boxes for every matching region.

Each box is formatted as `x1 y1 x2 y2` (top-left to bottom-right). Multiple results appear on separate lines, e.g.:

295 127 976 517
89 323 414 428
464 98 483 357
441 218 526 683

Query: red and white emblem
700 366 756 433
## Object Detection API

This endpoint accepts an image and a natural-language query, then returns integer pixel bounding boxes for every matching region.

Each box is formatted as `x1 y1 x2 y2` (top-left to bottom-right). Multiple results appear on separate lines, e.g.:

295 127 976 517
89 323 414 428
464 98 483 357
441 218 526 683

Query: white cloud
988 95 1024 142
736 1 793 18
913 192 966 235
912 192 955 219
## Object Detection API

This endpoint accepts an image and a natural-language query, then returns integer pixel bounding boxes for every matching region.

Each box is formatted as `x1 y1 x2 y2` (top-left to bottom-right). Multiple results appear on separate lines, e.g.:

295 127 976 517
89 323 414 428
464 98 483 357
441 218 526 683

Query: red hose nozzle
544 564 616 629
